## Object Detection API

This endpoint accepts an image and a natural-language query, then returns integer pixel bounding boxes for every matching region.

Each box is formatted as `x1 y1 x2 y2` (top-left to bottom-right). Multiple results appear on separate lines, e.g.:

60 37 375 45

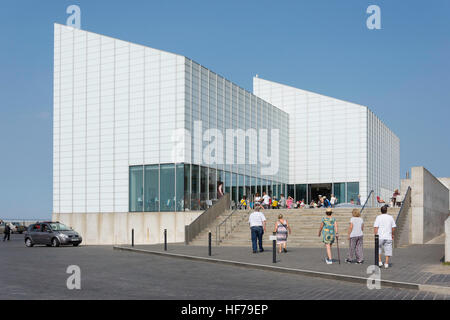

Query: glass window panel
144 165 159 212
200 166 208 209
295 184 307 203
184 164 191 211
267 182 272 197
176 164 184 212
160 164 175 212
209 168 217 200
191 165 200 210
129 166 143 212
232 173 237 205
225 171 231 195
238 175 244 201
347 182 359 204
287 184 295 199
333 182 346 204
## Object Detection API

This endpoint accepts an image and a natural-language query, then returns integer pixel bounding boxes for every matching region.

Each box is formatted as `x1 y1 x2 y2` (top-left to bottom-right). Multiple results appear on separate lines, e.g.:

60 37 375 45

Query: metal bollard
375 234 379 267
164 229 167 251
132 229 134 247
272 232 276 263
208 231 212 256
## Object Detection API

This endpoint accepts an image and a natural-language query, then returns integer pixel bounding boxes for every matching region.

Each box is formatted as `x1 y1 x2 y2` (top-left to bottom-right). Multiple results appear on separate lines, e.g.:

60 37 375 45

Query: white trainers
384 263 389 269
325 258 333 265
378 261 383 267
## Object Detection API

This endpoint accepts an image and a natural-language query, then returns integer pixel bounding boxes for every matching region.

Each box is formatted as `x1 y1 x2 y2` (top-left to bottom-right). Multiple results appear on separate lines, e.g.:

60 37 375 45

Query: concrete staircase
190 207 400 248
188 209 250 246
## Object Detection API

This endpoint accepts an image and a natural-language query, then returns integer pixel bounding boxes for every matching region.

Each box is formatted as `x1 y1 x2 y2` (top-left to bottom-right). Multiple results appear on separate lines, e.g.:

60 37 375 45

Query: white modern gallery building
52 24 400 244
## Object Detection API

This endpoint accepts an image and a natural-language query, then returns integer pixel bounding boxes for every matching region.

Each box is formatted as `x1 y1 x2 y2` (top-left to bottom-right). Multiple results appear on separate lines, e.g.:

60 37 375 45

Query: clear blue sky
0 0 449 219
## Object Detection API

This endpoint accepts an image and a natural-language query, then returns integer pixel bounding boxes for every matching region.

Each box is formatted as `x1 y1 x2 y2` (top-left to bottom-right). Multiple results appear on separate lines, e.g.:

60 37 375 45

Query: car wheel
73 243 79 247
25 238 33 247
51 238 60 247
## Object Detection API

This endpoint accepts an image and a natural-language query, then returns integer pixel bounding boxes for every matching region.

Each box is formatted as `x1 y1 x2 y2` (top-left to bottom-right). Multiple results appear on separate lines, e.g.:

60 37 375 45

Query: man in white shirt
248 207 267 253
373 205 396 268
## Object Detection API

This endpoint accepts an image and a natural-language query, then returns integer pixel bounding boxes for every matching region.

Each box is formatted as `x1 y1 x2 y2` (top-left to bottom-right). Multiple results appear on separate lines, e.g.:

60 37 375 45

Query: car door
41 224 53 245
31 224 44 244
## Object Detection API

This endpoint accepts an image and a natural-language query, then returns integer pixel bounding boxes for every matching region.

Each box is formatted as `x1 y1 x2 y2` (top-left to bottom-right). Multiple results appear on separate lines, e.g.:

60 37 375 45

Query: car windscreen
49 223 71 231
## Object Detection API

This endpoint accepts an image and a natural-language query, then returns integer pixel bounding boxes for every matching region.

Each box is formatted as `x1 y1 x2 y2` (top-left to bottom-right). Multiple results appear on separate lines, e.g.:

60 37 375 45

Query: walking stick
336 234 341 264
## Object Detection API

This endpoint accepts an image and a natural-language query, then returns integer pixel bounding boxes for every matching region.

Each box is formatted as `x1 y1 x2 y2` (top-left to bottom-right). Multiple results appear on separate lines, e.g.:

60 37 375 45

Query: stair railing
395 187 411 225
215 209 245 245
185 193 230 244
360 190 374 215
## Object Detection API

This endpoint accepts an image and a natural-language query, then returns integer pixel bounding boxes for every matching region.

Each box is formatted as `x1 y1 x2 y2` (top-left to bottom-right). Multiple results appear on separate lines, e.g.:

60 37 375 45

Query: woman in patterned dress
318 208 339 264
274 214 291 253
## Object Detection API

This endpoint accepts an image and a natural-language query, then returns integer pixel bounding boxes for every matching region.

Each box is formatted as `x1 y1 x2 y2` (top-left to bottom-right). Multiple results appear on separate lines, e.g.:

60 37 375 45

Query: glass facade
130 164 285 212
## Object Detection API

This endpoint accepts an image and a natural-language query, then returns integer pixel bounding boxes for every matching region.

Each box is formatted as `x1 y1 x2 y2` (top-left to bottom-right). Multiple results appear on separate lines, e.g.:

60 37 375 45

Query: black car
24 222 82 247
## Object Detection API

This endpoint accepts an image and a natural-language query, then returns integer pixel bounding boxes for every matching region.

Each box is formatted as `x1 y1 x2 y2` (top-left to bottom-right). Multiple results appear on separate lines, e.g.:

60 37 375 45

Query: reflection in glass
295 184 307 202
176 164 184 211
184 164 191 211
129 166 143 212
191 165 200 210
347 182 360 204
209 168 216 200
144 165 159 212
160 164 175 212
333 183 346 204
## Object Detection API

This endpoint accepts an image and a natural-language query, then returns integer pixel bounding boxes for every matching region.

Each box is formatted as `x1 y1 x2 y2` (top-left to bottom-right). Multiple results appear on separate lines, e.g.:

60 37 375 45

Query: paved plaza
125 242 450 288
0 235 448 300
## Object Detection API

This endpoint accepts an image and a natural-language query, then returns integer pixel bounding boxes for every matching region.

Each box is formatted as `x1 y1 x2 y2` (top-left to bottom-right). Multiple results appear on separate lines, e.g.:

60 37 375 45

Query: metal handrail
360 190 374 215
396 187 411 225
215 209 241 245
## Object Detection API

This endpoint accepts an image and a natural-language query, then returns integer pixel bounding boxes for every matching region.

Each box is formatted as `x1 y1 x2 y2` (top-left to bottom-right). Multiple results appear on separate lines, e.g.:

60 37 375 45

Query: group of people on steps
248 205 396 267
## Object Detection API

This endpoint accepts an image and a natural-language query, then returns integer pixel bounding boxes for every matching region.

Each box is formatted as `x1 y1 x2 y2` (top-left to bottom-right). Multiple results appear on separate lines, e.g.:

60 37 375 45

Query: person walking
274 214 291 253
345 209 364 264
318 208 338 264
374 205 396 268
248 207 266 253
3 222 11 241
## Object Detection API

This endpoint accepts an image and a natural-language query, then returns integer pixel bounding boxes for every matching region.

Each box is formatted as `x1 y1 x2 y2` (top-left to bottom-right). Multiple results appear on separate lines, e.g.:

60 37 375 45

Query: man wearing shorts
373 205 396 268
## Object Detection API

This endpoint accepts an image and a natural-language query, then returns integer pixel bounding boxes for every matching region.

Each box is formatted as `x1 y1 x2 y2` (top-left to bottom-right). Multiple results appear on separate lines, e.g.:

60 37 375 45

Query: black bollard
164 229 167 251
132 229 134 247
272 232 276 263
208 231 212 256
375 234 379 267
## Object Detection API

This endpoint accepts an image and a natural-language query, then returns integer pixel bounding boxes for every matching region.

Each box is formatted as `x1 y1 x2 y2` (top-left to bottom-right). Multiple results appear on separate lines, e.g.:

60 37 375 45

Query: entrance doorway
308 183 332 203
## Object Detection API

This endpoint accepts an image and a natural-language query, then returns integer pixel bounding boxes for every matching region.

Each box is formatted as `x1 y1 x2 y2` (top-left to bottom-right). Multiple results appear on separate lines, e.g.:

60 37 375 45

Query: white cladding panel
53 24 184 214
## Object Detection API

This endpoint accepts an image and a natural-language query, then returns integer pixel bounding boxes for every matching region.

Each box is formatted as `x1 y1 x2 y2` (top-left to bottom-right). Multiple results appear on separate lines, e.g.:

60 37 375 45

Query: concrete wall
438 178 450 210
53 211 203 245
446 217 450 262
400 178 411 198
410 167 450 244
